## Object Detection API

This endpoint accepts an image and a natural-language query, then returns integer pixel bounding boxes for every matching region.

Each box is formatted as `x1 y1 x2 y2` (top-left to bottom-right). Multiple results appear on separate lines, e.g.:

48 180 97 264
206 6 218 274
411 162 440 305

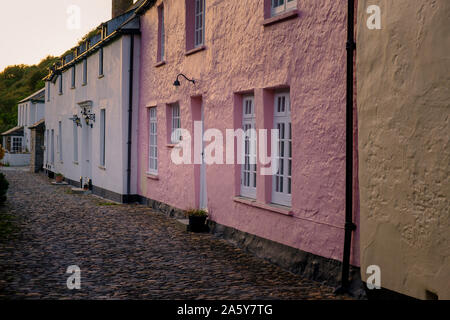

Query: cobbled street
0 168 349 300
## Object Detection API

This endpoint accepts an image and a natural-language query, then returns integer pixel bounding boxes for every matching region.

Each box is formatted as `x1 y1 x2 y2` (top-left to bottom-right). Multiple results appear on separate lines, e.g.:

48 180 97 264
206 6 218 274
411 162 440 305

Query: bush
186 208 208 217
0 173 9 204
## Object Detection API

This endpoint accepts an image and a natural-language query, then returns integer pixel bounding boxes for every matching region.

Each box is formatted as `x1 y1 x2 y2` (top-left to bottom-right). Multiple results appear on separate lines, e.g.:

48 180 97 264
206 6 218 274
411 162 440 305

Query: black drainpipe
336 0 357 295
126 34 134 202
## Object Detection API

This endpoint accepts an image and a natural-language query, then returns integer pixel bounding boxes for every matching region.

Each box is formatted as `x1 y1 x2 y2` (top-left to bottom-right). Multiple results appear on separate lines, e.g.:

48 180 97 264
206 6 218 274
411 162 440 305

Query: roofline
43 1 151 82
18 88 46 103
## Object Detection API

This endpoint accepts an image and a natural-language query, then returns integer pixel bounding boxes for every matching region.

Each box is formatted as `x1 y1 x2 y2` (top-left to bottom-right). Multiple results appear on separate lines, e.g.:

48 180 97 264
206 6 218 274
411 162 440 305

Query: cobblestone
0 169 351 300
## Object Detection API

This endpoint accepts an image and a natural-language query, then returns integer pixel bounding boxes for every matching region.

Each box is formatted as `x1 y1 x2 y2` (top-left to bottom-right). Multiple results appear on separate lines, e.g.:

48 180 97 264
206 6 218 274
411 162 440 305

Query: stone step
71 188 92 195
51 181 69 186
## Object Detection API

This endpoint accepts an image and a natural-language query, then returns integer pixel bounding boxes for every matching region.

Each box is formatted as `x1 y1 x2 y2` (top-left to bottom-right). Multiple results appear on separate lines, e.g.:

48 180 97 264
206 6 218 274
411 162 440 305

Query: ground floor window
241 96 257 199
272 92 292 207
100 109 106 167
12 137 22 153
148 107 158 174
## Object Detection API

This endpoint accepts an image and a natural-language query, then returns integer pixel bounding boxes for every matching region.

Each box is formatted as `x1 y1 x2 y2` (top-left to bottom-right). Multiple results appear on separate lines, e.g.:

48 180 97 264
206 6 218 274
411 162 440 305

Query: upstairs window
194 0 205 47
58 74 63 95
271 0 297 17
185 0 205 51
157 5 165 62
99 47 104 76
71 66 76 88
82 59 87 85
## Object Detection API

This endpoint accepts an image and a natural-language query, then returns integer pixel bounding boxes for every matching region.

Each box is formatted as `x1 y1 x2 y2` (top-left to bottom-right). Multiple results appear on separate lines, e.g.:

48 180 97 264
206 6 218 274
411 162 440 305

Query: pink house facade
137 0 360 285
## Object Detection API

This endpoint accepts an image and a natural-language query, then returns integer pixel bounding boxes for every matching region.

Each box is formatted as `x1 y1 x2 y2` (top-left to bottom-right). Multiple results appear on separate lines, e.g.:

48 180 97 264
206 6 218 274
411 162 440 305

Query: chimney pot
112 0 133 19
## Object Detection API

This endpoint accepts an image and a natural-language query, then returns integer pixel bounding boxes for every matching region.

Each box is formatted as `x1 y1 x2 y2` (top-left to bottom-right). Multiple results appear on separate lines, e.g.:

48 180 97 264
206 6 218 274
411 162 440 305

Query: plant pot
55 175 64 183
189 215 207 233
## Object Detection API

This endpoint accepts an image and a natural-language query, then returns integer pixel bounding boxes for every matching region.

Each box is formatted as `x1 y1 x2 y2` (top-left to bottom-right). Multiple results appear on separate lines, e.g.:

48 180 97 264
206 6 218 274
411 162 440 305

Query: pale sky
0 1 118 72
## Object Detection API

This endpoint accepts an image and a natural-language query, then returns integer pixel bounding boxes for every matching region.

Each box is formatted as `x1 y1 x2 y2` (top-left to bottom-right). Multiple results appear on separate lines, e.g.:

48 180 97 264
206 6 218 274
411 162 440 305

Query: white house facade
44 1 142 202
1 88 45 166
18 88 46 153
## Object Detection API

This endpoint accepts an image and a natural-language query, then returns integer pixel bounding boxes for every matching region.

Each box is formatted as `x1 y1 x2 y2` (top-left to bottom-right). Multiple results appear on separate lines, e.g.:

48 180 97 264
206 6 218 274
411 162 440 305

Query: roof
1 126 24 137
18 88 45 104
28 119 45 130
44 0 154 82
128 0 148 12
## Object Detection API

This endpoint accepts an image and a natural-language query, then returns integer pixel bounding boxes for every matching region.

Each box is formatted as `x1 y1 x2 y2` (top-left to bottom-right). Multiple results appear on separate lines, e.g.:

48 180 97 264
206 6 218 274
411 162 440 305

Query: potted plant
55 173 64 184
186 208 208 233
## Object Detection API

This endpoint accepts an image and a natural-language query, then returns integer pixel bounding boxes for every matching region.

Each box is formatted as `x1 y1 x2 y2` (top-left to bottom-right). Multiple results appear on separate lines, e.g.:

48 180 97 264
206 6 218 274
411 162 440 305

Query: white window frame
272 93 292 207
82 59 87 85
160 6 165 61
99 47 104 76
241 96 257 199
71 66 76 88
194 0 205 47
100 109 106 167
51 129 55 164
47 82 51 101
59 74 63 94
73 121 78 162
12 137 22 153
148 107 158 174
271 0 297 17
171 104 182 144
58 121 63 162
45 129 49 163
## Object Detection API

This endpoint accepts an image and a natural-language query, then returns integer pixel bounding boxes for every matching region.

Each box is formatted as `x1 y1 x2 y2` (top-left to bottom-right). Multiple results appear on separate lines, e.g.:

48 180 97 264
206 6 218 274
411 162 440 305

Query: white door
81 121 92 185
199 104 208 210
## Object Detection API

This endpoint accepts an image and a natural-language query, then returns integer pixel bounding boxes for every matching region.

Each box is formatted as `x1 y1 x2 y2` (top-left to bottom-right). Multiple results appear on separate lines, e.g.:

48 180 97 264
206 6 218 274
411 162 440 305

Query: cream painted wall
357 0 450 299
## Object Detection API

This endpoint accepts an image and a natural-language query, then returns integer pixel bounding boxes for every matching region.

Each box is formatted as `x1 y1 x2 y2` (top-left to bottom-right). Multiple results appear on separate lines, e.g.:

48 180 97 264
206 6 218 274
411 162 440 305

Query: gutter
126 34 135 201
336 0 357 295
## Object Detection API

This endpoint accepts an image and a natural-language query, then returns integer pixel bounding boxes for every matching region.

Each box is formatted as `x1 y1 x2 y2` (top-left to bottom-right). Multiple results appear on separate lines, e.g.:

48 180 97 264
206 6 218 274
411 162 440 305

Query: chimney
112 0 133 18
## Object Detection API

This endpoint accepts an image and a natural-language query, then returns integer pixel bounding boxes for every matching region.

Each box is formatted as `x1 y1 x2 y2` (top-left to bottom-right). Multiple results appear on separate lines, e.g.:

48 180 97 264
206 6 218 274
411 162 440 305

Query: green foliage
97 202 119 207
0 173 9 204
0 56 58 133
186 208 208 217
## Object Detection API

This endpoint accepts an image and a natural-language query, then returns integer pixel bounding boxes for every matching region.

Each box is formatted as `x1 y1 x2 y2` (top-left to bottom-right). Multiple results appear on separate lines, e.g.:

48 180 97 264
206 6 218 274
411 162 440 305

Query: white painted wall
44 34 140 198
1 153 31 167
17 100 45 152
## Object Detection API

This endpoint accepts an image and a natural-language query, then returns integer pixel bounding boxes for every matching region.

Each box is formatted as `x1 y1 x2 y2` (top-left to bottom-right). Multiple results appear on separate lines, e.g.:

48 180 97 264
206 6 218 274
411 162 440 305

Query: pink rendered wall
138 0 360 265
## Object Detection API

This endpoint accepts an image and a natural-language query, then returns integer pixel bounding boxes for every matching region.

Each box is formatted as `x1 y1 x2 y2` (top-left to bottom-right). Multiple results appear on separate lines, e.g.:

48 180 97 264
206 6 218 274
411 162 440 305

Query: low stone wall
1 153 31 167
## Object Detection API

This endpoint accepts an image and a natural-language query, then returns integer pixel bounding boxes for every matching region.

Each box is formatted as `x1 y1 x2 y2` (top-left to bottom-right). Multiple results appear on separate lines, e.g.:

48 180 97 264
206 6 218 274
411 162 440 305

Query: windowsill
155 60 166 67
98 165 106 171
58 93 63 96
82 83 87 87
185 45 206 56
263 9 299 27
98 74 104 79
146 173 159 180
70 86 75 90
233 196 293 216
73 161 79 165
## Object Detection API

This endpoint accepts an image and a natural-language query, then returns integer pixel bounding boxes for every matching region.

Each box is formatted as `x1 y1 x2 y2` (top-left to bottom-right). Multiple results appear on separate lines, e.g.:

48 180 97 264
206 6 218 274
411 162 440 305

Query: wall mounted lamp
81 107 96 128
69 115 82 128
173 73 196 87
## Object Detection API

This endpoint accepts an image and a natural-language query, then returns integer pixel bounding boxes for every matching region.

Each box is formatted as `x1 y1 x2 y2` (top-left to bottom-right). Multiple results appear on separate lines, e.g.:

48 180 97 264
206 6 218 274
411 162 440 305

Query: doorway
199 103 208 210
